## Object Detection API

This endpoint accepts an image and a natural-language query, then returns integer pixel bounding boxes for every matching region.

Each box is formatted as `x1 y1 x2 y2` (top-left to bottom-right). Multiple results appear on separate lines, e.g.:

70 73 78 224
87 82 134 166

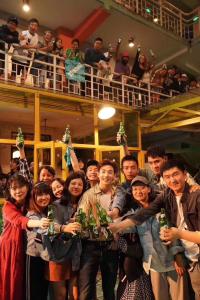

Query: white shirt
13 30 38 63
176 195 199 262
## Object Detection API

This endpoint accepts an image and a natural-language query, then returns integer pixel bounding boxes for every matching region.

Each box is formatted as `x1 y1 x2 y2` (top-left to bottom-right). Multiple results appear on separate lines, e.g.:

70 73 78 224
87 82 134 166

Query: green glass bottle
96 203 112 226
76 208 88 229
62 125 71 144
159 208 168 229
47 205 55 236
17 127 24 148
88 209 99 239
117 122 126 145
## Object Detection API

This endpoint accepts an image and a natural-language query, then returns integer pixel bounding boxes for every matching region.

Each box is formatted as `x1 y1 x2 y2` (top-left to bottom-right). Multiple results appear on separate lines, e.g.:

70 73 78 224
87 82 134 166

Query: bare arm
163 227 200 244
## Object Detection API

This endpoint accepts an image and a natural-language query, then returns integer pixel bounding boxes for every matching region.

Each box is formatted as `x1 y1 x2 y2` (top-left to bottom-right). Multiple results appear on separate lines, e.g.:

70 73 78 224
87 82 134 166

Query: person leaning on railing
11 18 39 79
0 16 19 76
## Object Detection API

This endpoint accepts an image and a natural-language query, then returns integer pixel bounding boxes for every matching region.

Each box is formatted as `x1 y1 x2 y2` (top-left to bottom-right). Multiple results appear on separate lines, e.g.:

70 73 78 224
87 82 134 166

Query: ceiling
168 0 200 12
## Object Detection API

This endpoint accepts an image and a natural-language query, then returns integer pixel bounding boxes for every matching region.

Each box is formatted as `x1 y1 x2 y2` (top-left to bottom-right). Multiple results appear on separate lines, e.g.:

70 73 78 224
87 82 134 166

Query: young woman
26 182 53 300
0 174 49 300
49 172 86 300
38 165 55 185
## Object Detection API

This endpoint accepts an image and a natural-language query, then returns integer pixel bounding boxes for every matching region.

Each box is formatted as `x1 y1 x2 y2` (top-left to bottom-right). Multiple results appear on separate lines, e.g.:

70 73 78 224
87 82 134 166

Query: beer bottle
17 127 24 148
159 208 168 229
47 205 55 236
96 203 112 226
117 122 126 146
62 125 71 144
159 208 169 243
88 209 99 239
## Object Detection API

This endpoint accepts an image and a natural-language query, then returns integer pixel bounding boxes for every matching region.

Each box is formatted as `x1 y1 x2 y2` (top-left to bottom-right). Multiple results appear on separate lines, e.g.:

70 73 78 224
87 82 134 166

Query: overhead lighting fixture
22 0 30 12
128 37 135 48
153 17 159 23
98 107 116 120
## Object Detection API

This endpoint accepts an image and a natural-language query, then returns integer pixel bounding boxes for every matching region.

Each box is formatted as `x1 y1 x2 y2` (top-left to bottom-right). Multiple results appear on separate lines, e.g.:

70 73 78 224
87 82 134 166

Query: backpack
43 233 79 263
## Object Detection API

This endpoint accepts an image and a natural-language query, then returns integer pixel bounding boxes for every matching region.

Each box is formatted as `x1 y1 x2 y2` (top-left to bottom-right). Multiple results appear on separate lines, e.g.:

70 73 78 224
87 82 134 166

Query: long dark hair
6 174 31 214
28 182 53 215
60 172 86 206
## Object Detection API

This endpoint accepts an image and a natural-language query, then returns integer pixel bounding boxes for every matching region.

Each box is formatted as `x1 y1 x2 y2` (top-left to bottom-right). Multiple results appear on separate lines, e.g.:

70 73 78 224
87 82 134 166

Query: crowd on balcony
0 16 199 105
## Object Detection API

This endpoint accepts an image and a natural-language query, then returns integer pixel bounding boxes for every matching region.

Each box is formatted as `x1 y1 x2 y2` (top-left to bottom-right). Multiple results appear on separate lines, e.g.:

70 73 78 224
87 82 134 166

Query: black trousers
78 241 119 300
26 255 48 300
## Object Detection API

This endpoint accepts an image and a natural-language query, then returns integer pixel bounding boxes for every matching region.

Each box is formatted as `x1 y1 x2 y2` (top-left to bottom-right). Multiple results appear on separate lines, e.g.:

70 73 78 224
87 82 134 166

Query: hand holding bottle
62 222 81 235
39 218 50 229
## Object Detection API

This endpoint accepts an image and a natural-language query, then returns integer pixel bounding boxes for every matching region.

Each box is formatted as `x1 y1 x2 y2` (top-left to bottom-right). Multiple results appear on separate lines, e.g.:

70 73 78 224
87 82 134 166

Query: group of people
0 16 199 98
0 131 200 300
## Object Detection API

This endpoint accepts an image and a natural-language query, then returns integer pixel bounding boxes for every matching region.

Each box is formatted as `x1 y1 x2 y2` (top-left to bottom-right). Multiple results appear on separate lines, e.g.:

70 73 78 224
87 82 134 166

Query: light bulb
98 107 116 120
22 3 30 12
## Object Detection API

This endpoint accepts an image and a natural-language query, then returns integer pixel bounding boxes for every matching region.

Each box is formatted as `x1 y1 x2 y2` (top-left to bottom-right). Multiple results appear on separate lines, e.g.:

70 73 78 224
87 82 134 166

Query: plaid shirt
19 158 33 184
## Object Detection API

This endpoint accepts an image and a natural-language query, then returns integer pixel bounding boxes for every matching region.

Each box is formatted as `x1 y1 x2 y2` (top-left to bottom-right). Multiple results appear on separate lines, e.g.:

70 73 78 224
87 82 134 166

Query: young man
84 37 108 69
12 18 39 75
110 155 139 218
110 160 200 299
0 16 19 75
146 145 197 192
78 160 119 300
85 159 99 189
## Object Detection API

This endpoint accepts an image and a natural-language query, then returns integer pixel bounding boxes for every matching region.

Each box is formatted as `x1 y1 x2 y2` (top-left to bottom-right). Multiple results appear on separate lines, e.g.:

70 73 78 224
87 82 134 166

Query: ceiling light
153 17 159 23
98 107 116 120
22 0 30 12
128 37 135 48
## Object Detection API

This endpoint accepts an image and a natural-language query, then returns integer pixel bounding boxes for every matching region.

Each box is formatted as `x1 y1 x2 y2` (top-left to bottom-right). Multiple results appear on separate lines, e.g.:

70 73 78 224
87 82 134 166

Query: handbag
43 233 79 263
119 231 144 282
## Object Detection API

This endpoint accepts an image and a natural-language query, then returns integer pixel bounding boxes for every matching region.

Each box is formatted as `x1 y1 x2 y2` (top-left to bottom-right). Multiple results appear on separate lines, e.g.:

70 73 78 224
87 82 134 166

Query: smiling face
98 165 115 186
162 167 186 195
51 180 64 199
86 165 99 183
39 168 54 185
132 184 150 207
10 182 28 205
148 156 166 176
68 178 84 197
36 193 51 209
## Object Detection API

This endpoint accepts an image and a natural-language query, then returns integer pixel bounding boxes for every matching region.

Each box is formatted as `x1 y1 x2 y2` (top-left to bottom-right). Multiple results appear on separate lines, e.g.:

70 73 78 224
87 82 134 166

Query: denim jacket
136 211 184 274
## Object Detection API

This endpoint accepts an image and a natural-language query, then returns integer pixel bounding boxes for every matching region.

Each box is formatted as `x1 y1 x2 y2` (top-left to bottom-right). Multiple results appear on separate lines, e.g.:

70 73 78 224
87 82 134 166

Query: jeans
78 241 119 300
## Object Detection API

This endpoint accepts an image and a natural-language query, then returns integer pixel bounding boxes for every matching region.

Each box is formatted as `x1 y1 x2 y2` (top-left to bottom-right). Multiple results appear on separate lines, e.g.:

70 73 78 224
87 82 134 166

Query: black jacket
128 183 200 231
0 25 19 50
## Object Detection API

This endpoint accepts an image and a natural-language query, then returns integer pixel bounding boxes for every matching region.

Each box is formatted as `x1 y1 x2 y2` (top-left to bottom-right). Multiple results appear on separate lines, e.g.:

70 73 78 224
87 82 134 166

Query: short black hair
146 145 166 159
161 159 186 176
121 155 138 168
28 18 39 26
95 37 103 43
86 159 99 169
99 160 118 174
7 16 18 26
38 165 55 177
72 38 80 46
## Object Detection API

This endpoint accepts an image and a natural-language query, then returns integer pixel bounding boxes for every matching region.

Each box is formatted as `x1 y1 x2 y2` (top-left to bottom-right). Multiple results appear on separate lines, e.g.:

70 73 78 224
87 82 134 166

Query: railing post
179 12 183 37
53 54 56 91
159 0 163 26
148 83 151 105
122 75 125 104
4 43 8 81
135 0 139 14
91 66 94 99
